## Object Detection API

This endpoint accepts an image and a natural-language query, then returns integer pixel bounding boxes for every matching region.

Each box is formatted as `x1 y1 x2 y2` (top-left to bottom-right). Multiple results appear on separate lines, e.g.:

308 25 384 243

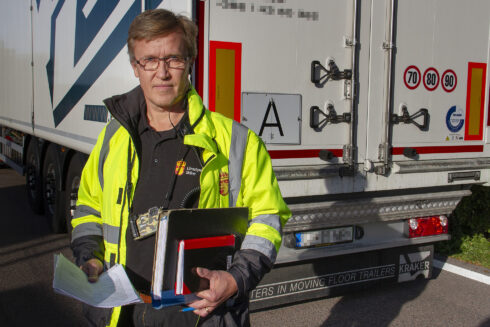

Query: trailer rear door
203 0 356 167
366 0 490 171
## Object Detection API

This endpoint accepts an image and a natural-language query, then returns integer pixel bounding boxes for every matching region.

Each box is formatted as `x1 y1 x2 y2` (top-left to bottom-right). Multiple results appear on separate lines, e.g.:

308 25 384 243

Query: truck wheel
25 139 44 214
42 145 65 233
64 153 85 235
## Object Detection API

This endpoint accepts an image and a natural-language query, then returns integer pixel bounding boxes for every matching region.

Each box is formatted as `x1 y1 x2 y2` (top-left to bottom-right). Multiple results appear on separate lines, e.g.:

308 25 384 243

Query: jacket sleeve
70 125 107 267
227 249 273 299
230 129 291 297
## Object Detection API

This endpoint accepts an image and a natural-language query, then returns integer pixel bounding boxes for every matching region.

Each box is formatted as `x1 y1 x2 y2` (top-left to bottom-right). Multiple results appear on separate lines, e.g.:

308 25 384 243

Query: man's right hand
80 258 103 283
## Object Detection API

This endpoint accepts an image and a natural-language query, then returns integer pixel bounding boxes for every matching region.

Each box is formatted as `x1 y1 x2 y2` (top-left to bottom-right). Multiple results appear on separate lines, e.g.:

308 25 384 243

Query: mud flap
249 245 433 311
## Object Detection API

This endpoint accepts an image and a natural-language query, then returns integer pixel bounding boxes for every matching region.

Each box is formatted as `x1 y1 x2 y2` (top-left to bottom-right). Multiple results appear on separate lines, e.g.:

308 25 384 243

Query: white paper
175 240 185 295
151 215 168 301
53 253 143 308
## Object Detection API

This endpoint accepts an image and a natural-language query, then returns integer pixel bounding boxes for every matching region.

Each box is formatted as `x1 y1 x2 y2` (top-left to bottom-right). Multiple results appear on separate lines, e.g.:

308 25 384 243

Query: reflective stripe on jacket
71 87 291 327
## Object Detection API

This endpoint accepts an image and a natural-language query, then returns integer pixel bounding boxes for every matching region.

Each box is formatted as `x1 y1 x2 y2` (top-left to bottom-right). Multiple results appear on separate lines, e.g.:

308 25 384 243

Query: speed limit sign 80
423 67 439 91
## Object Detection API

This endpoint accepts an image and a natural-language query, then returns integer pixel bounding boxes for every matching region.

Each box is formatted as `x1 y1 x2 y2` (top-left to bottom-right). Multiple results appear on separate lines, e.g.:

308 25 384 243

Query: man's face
131 31 191 113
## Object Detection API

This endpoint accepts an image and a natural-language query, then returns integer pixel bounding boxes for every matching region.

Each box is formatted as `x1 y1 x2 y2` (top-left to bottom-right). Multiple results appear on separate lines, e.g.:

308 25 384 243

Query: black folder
151 207 249 308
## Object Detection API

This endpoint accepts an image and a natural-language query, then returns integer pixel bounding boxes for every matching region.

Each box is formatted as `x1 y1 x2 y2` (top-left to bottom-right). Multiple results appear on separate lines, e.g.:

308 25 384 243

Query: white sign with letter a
241 92 301 144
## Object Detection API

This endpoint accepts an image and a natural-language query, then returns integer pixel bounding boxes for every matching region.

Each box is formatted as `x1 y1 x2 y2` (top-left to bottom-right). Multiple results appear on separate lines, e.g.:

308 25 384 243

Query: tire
42 144 65 233
64 153 85 235
25 138 44 214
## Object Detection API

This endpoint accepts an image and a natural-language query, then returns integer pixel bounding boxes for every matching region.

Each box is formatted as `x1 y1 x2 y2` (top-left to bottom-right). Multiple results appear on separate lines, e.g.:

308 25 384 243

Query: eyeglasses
135 55 188 71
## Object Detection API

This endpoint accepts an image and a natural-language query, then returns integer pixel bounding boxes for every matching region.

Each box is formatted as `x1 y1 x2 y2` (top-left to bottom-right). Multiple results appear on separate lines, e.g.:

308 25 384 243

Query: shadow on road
0 183 52 248
0 169 84 326
0 284 82 327
321 278 428 327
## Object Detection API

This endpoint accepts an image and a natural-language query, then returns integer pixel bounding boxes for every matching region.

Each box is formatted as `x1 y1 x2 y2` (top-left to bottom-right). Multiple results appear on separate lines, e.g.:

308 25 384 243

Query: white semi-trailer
1 0 489 309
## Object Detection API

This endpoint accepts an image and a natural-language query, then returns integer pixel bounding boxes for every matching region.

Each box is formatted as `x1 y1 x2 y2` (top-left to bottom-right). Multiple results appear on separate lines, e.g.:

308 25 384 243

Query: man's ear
131 61 140 78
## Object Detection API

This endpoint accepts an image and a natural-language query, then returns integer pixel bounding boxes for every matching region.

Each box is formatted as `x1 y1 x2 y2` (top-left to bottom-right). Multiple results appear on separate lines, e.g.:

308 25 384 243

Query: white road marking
433 259 490 285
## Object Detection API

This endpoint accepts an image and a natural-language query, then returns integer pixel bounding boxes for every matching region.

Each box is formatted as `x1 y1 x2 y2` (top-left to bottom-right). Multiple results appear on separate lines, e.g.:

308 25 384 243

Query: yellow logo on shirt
175 161 186 176
219 171 229 196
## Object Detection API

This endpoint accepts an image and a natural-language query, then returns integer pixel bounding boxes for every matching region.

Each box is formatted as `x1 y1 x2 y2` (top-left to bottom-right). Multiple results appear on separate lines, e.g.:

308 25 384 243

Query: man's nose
155 60 170 79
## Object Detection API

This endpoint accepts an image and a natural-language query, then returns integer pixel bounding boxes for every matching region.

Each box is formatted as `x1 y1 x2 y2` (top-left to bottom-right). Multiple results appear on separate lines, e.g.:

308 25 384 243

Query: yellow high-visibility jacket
71 86 291 327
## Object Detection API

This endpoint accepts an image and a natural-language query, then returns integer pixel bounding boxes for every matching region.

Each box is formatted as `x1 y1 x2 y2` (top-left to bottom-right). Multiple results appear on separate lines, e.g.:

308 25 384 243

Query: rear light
408 215 448 238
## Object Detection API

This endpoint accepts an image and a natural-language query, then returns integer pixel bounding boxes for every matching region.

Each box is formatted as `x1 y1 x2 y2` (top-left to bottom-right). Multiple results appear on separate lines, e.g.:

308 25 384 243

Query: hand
189 267 238 317
80 258 103 283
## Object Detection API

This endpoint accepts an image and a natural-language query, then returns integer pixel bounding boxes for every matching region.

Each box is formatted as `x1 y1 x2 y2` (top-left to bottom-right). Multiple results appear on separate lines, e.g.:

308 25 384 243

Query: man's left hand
189 267 238 317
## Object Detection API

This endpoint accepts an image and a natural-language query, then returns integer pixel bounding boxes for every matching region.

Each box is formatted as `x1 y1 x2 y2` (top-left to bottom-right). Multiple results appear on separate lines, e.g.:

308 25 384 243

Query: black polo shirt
125 109 202 293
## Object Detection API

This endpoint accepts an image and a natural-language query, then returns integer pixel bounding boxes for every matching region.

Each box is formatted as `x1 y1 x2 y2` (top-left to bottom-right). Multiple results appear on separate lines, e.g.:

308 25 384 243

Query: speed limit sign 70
423 67 439 91
404 65 421 89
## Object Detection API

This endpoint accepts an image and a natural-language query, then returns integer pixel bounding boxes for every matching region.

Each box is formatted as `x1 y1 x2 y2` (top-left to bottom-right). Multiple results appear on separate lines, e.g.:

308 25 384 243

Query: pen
181 307 196 312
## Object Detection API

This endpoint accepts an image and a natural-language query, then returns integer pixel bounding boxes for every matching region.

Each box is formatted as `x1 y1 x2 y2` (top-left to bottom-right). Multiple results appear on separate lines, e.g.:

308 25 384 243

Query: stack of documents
53 254 142 308
150 207 248 309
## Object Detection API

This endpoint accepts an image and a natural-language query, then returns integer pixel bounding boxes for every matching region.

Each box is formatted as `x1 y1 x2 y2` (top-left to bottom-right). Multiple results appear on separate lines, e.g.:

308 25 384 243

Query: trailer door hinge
378 143 390 161
382 41 395 50
343 144 356 164
344 36 356 47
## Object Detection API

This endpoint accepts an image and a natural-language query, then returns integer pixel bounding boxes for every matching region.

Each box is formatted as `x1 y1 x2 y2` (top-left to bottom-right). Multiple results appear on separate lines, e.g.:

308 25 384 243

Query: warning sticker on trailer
242 93 301 144
446 106 465 141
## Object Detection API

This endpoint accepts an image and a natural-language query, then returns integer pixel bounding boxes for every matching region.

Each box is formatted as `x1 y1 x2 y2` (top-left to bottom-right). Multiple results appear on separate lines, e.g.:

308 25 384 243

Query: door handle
391 105 429 131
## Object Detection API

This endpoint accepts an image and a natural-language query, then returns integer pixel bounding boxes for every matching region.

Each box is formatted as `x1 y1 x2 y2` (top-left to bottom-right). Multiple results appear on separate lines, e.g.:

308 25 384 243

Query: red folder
175 234 237 295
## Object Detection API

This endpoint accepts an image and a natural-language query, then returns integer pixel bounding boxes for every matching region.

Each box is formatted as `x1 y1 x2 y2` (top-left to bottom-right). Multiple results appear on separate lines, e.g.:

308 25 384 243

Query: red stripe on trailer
391 145 483 155
487 75 490 127
196 0 205 98
268 149 343 159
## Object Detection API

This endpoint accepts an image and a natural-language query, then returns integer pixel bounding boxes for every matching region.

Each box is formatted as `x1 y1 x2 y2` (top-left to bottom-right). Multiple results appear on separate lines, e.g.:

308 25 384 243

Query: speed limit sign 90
404 65 421 89
423 67 439 91
441 69 457 92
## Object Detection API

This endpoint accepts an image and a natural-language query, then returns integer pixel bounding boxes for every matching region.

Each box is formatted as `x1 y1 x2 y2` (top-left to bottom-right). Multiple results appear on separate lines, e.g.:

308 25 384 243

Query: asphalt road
0 167 489 327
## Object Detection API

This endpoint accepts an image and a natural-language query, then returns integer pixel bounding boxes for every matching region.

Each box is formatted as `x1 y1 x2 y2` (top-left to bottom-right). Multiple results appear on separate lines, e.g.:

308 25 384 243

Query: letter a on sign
242 92 301 144
259 99 284 137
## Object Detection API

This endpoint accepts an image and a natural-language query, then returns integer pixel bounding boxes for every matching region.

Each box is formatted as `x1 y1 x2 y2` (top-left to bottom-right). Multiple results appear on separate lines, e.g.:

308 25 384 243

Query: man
71 8 290 327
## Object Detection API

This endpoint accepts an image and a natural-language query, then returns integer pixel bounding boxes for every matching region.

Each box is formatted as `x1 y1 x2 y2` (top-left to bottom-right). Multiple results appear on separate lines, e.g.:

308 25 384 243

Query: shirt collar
138 100 190 137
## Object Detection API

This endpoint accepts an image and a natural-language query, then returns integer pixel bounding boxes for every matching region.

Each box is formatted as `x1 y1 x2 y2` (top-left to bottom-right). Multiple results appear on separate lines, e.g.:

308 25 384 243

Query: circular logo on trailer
423 67 439 91
441 69 457 93
446 106 464 133
404 65 421 90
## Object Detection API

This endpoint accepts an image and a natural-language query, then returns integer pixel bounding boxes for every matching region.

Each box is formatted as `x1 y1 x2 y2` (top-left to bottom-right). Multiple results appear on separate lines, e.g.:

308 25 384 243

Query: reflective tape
209 41 242 121
71 222 103 241
99 119 121 189
465 62 487 140
241 234 277 263
73 205 101 219
103 224 121 245
229 121 248 207
249 214 282 234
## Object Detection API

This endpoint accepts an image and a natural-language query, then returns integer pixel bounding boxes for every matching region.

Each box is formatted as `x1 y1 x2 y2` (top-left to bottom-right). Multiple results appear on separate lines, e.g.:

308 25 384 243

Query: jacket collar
185 87 218 155
103 85 219 155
